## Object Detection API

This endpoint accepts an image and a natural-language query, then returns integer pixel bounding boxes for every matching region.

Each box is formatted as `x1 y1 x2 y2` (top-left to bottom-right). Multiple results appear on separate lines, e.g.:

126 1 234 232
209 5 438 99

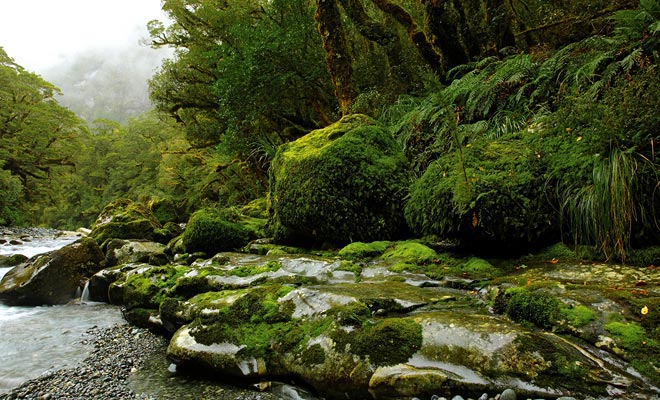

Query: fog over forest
42 44 171 124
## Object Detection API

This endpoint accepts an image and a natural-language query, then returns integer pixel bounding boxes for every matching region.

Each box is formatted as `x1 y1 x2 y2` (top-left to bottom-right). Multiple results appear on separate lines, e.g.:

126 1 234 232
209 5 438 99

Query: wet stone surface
0 324 282 400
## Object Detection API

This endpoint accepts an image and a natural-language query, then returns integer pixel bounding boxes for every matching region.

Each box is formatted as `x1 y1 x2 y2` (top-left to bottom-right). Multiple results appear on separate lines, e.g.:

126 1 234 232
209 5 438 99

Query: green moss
122 265 187 309
182 209 251 254
605 322 660 353
301 343 326 365
188 285 334 360
338 241 392 260
405 135 558 254
90 198 162 244
382 242 438 264
505 289 561 329
453 257 500 278
229 260 282 277
153 222 184 244
522 242 579 263
0 254 28 267
334 318 423 366
330 301 371 326
241 197 268 219
561 305 597 328
149 197 180 224
270 114 409 246
627 246 660 267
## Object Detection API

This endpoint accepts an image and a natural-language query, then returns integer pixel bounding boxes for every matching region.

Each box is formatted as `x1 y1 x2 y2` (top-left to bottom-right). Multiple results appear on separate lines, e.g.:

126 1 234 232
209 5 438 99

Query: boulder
0 253 28 267
104 239 168 267
181 209 252 255
0 238 104 305
89 198 163 245
405 136 558 254
269 114 409 246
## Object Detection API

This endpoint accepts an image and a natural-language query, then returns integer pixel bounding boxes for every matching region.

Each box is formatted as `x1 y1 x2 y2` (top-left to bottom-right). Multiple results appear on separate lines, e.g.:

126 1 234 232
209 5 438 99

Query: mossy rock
382 242 438 264
241 197 268 219
182 209 251 255
148 197 181 224
0 253 28 267
338 241 392 260
405 136 558 254
0 238 104 306
270 114 409 246
112 265 186 309
90 198 163 245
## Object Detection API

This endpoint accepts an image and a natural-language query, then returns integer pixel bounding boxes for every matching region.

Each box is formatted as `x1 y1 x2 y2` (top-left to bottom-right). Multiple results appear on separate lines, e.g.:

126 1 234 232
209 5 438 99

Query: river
0 229 125 394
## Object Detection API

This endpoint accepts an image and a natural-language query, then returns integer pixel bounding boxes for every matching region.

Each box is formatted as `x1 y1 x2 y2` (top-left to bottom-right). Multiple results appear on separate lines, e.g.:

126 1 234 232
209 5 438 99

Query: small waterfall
80 281 91 302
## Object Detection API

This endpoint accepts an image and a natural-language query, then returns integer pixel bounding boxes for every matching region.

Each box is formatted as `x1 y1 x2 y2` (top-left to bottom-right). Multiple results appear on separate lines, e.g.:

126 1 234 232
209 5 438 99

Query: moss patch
338 241 392 260
121 265 187 309
452 257 500 278
182 209 251 254
561 305 597 328
505 288 561 329
382 242 438 264
229 260 282 277
333 318 423 366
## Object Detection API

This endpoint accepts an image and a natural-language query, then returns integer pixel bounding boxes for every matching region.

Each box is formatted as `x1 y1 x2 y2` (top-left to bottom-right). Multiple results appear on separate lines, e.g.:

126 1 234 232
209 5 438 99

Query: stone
0 238 104 305
89 198 163 245
269 114 409 246
0 253 28 267
104 239 168 267
499 389 516 400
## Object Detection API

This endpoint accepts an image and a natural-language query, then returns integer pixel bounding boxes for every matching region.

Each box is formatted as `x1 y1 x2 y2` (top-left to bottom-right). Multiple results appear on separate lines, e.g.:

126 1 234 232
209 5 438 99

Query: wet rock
89 198 163 245
86 249 660 400
499 388 516 400
0 253 27 267
0 238 104 305
104 239 168 267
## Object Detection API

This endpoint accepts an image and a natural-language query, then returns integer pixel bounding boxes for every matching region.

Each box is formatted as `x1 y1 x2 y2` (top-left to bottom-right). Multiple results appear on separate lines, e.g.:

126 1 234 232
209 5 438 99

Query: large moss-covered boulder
405 136 557 254
0 238 104 305
181 209 253 255
90 198 163 245
270 114 409 246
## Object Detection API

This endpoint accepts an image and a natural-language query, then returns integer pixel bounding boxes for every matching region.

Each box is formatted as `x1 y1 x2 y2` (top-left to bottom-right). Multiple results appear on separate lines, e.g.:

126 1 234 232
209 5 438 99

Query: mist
42 44 172 124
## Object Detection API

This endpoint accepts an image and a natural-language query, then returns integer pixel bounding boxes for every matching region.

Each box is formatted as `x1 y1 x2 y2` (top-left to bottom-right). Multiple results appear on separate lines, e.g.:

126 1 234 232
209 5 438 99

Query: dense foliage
1 0 658 260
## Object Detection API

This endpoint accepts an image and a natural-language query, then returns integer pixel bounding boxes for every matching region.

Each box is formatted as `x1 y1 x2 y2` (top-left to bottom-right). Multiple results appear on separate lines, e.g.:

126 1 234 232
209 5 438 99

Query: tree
0 48 88 225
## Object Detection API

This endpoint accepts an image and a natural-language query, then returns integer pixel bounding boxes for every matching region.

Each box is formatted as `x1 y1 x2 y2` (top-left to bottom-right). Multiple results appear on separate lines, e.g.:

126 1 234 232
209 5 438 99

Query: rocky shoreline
0 324 283 400
0 322 585 400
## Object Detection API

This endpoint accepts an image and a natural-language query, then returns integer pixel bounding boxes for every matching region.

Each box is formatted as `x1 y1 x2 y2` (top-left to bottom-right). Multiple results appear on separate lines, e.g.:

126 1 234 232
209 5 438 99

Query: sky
0 0 170 74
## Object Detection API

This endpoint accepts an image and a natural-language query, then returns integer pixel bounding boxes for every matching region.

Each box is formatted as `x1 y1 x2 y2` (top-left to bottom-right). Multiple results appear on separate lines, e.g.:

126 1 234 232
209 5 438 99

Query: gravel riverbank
0 324 284 400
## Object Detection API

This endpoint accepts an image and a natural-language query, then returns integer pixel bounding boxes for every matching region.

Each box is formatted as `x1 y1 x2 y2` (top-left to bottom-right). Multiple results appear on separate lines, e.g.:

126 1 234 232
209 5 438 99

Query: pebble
0 324 282 400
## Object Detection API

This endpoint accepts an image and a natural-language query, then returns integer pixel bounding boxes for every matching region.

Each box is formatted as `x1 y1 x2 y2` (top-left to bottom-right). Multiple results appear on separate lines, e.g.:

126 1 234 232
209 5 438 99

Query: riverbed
0 228 316 399
0 229 125 393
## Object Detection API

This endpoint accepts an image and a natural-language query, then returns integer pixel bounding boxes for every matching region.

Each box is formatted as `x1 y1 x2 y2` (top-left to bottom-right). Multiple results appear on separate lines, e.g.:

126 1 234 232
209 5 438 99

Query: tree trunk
314 0 356 115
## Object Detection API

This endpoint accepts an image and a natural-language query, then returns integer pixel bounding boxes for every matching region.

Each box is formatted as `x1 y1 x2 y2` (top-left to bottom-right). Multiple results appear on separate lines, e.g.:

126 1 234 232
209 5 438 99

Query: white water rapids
0 231 124 393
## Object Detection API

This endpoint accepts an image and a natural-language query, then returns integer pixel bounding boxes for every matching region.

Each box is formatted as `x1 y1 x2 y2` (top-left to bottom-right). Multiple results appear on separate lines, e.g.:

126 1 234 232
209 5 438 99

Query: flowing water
0 230 125 394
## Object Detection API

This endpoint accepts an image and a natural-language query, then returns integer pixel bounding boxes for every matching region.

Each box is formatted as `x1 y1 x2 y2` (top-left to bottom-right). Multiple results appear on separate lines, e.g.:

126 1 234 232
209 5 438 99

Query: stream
0 229 317 400
0 229 125 393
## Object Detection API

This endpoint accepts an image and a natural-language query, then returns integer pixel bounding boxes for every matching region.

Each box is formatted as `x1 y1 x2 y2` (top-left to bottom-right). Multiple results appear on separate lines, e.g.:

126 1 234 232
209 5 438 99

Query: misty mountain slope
43 45 171 123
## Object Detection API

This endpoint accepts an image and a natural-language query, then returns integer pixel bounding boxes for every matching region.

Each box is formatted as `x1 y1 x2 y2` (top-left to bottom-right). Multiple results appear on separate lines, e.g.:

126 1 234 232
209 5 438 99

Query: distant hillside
42 45 171 124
